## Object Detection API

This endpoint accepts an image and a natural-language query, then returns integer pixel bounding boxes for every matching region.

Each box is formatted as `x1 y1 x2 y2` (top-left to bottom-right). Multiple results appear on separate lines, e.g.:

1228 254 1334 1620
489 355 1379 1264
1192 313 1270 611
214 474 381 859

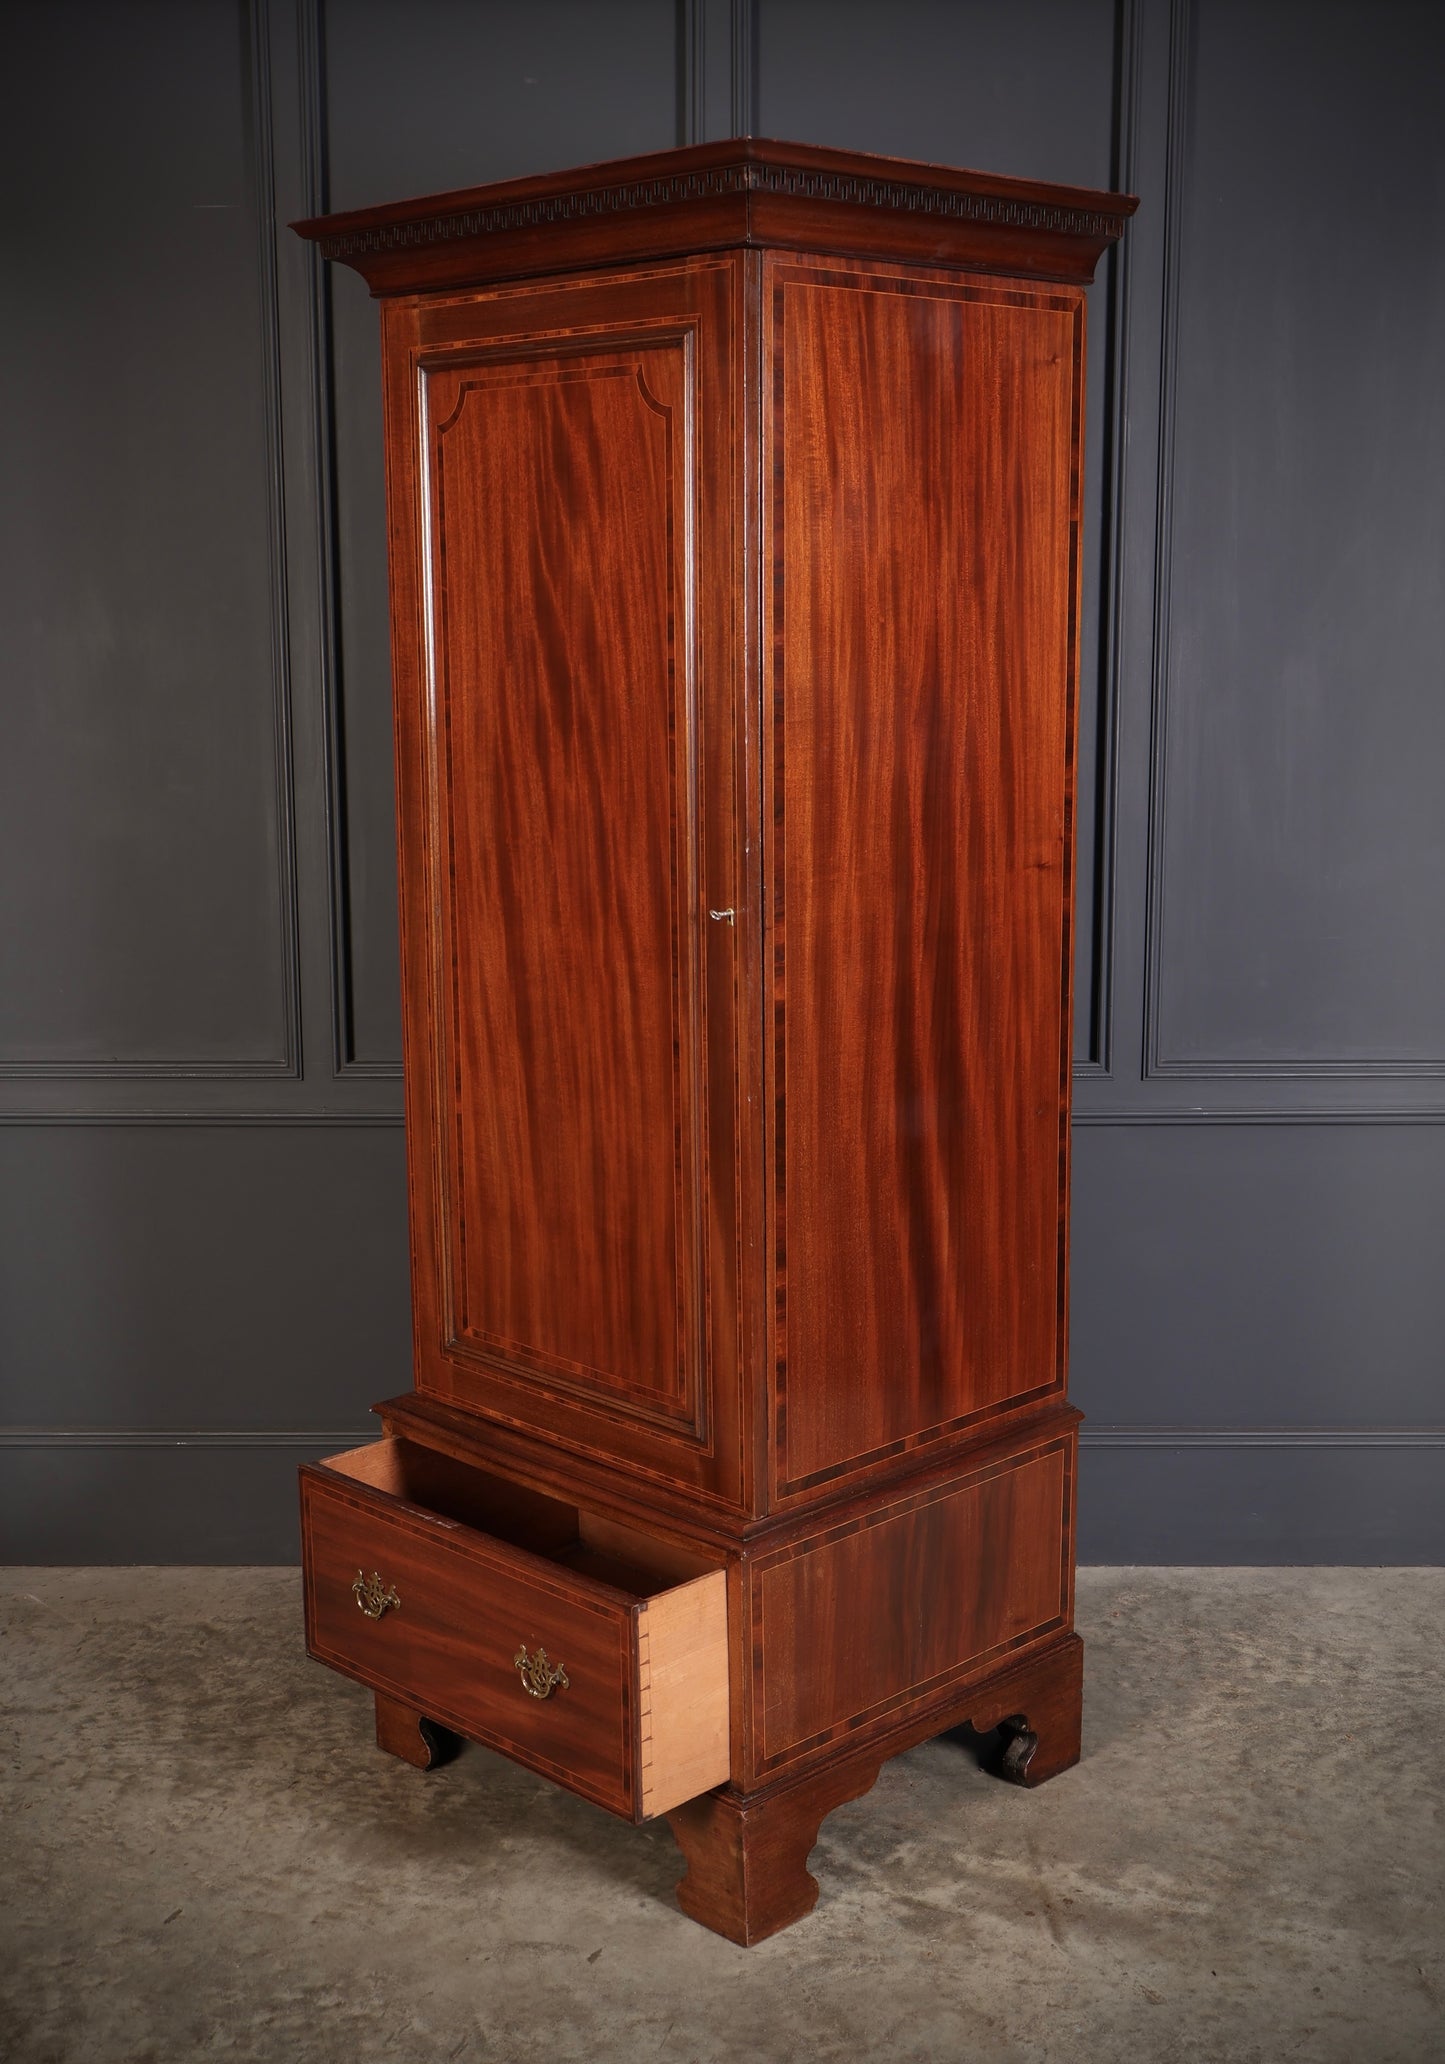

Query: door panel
425 342 697 1419
765 255 1083 1500
383 262 747 1507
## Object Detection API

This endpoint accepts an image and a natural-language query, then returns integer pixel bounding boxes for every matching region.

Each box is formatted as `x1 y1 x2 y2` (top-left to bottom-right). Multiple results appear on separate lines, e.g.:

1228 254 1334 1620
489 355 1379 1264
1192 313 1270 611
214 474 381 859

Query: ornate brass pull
352 1570 400 1620
514 1644 569 1700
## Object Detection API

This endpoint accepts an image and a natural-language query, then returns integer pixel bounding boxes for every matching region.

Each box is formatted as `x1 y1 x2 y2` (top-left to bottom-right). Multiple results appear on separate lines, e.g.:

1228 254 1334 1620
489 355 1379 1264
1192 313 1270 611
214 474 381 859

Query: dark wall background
2 0 1441 1562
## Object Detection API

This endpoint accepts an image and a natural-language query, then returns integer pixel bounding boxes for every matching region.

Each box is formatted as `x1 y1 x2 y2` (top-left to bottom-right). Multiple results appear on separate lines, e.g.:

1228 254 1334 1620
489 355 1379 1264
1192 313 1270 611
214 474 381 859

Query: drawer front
301 1469 637 1817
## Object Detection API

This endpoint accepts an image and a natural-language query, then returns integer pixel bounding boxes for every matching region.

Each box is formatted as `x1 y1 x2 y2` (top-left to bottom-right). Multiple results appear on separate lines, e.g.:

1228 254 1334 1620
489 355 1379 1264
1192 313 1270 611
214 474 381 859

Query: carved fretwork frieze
315 160 1125 262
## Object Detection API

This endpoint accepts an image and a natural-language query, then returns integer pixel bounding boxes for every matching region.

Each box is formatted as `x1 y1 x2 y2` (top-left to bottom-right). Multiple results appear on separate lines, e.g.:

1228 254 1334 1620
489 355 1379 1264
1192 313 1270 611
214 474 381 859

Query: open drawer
299 1438 730 1822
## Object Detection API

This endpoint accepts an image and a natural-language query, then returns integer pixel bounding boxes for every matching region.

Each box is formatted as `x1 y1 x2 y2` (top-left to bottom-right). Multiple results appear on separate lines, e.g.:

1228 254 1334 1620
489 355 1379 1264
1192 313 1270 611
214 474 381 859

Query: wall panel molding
679 0 757 144
1081 1425 1445 1449
297 0 403 1081
1155 1056 1445 1081
0 1428 369 1449
732 0 758 137
1138 0 1191 1087
0 0 302 1084
1073 0 1141 1080
250 0 306 1085
0 1111 405 1127
1140 0 1445 1085
5 1108 1437 1129
1071 1107 1445 1126
4 1421 1439 1451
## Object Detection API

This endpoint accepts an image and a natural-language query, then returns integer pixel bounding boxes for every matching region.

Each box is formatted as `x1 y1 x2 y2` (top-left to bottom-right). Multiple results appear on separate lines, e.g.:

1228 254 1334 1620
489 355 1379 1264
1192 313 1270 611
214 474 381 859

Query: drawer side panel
636 1569 730 1818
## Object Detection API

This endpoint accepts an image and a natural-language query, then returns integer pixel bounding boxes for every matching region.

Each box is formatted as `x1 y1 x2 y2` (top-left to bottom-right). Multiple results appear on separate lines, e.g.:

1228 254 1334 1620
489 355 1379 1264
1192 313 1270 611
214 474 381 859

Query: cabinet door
764 253 1085 1504
382 260 748 1510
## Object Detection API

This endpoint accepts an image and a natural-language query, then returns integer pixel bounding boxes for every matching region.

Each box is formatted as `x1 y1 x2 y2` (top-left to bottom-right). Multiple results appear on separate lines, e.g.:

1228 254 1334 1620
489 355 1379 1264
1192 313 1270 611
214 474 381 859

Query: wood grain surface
294 143 1132 1938
381 262 750 1508
765 255 1084 1500
372 1690 458 1771
293 136 1136 297
636 1570 732 1817
750 1432 1073 1779
426 341 694 1411
666 1628 1082 1943
667 1755 885 1946
301 1461 637 1816
301 1439 731 1821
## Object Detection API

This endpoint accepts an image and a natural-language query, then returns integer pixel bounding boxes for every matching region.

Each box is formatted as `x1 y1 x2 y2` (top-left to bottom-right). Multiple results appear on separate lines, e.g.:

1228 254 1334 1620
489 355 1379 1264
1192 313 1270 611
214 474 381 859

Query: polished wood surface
295 140 1131 1942
293 137 1136 297
766 255 1082 1502
973 1631 1084 1790
300 1439 729 1822
426 337 693 1413
302 1453 637 1816
748 1427 1074 1783
373 1691 458 1771
668 1756 885 1947
376 1387 747 1550
668 1633 1083 1945
380 261 750 1508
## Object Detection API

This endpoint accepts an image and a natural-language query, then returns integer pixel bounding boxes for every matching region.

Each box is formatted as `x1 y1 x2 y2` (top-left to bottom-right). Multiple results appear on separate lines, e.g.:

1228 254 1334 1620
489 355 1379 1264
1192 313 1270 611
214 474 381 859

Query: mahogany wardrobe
293 139 1134 1945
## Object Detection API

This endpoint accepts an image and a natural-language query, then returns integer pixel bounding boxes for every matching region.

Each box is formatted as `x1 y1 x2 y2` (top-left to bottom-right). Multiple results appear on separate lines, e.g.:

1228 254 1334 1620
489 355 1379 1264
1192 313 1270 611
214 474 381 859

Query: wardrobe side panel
764 255 1084 1503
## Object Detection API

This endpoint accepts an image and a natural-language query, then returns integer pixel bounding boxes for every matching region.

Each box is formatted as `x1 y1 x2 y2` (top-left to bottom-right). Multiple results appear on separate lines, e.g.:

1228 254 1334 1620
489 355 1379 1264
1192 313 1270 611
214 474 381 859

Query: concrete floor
1 1569 1441 2064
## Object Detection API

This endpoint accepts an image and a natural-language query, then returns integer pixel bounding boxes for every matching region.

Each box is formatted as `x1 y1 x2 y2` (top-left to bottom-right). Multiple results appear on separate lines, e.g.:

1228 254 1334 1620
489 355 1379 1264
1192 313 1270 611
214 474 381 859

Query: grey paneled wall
1 0 1440 1561
1148 0 1445 1075
1 0 296 1072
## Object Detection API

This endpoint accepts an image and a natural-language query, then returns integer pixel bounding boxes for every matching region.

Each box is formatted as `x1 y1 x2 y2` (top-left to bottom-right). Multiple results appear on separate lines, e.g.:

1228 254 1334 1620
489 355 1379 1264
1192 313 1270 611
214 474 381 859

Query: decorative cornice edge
314 162 1126 261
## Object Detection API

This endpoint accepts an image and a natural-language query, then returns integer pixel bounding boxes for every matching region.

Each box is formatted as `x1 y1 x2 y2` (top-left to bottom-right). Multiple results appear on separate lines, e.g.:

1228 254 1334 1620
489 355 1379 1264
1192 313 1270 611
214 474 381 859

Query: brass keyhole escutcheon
352 1570 400 1620
514 1644 569 1699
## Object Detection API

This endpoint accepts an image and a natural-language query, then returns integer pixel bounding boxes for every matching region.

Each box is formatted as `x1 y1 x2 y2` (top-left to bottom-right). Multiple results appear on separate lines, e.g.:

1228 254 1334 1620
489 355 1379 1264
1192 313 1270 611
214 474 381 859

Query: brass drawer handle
353 1570 400 1620
514 1644 569 1699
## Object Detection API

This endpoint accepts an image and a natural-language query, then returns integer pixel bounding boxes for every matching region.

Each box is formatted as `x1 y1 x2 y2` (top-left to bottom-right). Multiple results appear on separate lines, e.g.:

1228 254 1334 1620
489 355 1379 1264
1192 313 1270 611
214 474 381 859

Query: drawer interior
322 1436 719 1599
